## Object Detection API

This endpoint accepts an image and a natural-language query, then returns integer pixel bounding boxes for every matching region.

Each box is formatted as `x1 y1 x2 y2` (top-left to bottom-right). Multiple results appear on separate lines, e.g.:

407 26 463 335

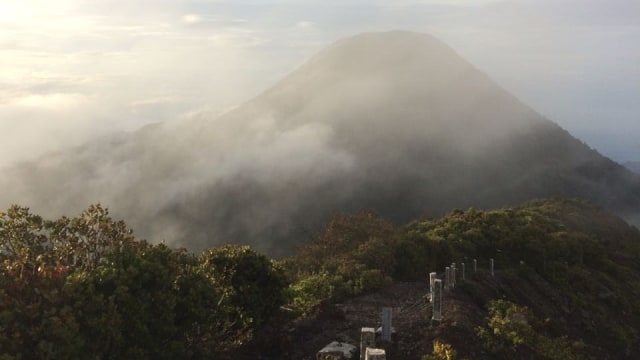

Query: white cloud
207 28 266 47
0 0 637 167
0 0 75 22
12 93 89 109
181 14 202 24
132 96 177 107
296 21 315 29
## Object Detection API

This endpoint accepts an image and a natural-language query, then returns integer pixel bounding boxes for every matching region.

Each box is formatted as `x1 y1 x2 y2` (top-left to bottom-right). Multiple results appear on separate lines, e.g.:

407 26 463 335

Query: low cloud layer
2 31 638 257
0 0 638 169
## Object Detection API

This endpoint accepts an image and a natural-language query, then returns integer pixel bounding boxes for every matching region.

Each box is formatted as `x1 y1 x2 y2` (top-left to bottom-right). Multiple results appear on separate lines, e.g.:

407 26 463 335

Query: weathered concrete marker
473 259 477 273
381 307 392 342
461 262 466 281
429 272 437 303
451 263 456 289
444 267 450 291
360 328 375 360
432 279 443 324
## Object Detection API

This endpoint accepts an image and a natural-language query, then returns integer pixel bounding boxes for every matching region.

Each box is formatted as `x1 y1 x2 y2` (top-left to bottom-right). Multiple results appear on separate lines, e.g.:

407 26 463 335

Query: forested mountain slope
2 198 640 359
273 198 640 359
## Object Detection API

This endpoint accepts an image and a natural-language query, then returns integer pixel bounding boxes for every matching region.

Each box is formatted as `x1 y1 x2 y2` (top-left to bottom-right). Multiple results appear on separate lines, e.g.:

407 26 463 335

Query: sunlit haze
1 0 638 168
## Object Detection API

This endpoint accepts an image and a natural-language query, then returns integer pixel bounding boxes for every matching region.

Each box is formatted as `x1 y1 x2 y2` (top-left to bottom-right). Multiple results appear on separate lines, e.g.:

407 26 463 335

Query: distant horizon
1 0 638 166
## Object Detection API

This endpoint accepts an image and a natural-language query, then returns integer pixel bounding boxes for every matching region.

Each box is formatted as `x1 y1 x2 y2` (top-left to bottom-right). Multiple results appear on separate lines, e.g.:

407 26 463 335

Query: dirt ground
278 277 503 359
284 282 451 360
226 273 509 360
228 268 637 360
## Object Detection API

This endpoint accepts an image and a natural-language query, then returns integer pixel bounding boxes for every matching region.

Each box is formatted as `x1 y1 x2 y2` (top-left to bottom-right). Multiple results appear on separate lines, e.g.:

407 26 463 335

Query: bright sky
1 0 638 166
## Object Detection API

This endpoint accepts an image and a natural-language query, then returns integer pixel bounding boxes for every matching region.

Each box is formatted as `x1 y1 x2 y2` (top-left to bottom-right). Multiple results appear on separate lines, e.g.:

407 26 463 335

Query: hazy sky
1 0 638 167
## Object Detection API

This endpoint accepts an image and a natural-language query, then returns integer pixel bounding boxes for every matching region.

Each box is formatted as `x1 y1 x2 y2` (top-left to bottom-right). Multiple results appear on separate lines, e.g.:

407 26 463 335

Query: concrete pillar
429 272 437 303
461 262 465 281
473 259 477 272
432 279 443 323
451 263 456 289
360 328 375 360
381 308 392 342
444 267 450 291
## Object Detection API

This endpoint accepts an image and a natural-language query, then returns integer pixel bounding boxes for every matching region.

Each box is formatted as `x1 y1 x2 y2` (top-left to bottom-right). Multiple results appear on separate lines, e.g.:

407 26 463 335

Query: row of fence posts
429 258 495 325
317 257 497 359
317 308 393 359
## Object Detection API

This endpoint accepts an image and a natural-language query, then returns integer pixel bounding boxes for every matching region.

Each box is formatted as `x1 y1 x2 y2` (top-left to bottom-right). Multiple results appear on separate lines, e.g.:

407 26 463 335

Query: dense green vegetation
412 199 640 358
2 198 640 359
283 198 640 359
0 205 287 359
476 299 583 360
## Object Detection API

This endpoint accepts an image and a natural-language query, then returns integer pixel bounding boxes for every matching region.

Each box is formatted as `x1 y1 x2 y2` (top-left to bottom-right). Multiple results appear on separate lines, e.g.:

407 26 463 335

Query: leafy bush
477 300 584 359
200 245 288 327
66 243 214 359
477 299 535 353
422 340 458 360
290 272 336 315
283 211 395 313
0 205 287 359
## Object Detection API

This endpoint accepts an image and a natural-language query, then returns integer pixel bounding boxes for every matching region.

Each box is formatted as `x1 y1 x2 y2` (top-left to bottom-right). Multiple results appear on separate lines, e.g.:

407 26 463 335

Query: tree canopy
0 204 287 360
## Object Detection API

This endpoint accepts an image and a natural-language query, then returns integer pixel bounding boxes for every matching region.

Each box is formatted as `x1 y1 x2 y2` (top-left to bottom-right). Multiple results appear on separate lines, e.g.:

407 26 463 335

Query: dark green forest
2 198 640 359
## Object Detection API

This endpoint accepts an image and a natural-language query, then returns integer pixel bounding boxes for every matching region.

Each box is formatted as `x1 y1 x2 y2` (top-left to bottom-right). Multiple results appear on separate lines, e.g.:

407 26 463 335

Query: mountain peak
281 30 470 87
308 30 458 68
2 31 640 256
253 30 541 153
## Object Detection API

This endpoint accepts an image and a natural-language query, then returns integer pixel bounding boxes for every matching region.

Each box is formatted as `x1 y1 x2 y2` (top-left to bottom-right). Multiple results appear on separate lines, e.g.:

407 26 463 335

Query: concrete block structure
365 347 386 360
317 341 357 360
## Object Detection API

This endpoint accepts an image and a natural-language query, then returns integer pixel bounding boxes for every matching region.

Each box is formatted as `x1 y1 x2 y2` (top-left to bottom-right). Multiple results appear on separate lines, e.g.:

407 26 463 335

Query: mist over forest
2 31 640 256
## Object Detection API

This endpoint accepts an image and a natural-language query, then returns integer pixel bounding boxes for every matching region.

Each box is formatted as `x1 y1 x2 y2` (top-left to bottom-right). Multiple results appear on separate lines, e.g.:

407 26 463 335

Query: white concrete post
451 263 456 289
432 279 443 322
360 328 375 360
429 272 437 303
444 267 450 291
